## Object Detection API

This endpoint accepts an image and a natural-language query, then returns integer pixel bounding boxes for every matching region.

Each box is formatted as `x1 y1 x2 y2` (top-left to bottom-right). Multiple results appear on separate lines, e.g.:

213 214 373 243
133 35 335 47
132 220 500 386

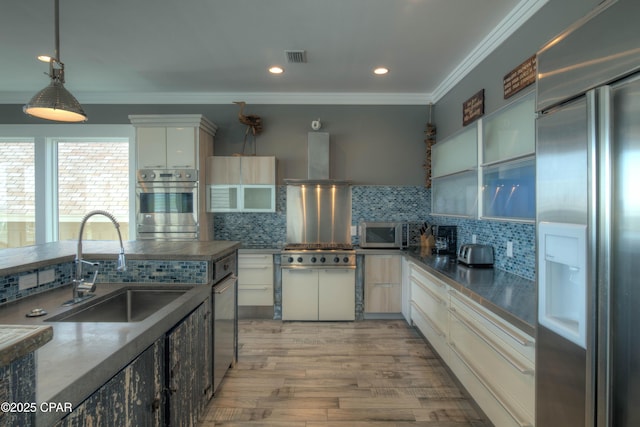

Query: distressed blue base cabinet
55 300 212 427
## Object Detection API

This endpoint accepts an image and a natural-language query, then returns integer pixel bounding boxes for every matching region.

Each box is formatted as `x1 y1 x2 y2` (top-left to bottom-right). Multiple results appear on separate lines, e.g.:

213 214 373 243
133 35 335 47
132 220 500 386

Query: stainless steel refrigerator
535 0 640 425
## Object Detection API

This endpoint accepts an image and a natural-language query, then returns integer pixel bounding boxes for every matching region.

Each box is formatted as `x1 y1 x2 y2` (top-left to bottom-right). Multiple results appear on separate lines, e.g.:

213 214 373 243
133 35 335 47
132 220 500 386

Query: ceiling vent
285 50 307 64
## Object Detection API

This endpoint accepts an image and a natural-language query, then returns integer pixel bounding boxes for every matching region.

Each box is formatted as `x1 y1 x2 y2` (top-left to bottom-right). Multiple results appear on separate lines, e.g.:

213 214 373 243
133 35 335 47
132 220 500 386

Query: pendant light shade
23 0 87 122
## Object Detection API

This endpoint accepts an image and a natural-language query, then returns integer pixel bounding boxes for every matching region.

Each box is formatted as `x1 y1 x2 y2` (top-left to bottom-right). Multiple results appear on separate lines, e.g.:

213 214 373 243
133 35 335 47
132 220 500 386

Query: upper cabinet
480 93 535 221
207 156 276 212
431 124 478 217
431 92 535 222
130 115 217 171
137 126 196 169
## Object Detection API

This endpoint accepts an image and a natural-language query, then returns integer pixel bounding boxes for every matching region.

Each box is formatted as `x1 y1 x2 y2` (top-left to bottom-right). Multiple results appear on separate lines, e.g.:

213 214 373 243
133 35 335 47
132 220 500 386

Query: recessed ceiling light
373 67 389 75
269 66 284 74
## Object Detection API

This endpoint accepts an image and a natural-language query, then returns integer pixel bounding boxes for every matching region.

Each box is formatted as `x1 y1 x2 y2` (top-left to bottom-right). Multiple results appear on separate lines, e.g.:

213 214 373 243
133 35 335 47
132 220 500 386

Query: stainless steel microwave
359 221 408 249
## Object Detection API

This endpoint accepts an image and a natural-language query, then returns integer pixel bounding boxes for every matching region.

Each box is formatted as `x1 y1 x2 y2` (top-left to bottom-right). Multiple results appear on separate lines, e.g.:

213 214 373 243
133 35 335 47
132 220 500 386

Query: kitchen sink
47 288 188 323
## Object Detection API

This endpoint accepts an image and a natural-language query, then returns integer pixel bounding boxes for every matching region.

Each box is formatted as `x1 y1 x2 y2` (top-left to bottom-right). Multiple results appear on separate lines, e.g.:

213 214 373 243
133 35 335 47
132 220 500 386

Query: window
0 125 133 248
0 140 35 248
57 140 130 241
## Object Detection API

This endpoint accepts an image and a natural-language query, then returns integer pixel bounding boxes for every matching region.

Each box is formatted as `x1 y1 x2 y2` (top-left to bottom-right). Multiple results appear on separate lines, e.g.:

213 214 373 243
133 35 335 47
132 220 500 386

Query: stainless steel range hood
285 132 352 244
284 132 350 185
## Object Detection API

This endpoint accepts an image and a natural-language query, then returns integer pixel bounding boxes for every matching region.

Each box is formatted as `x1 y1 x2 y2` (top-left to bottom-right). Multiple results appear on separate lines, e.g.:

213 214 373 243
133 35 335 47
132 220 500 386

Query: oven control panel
137 169 197 182
281 251 356 267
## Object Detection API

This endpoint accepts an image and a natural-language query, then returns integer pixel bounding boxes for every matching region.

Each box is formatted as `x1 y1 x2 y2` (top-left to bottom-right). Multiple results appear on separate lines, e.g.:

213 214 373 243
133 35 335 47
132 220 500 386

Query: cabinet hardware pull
411 301 446 338
411 272 445 289
412 279 446 306
239 287 269 291
449 308 534 375
450 343 533 427
241 266 269 270
450 291 533 347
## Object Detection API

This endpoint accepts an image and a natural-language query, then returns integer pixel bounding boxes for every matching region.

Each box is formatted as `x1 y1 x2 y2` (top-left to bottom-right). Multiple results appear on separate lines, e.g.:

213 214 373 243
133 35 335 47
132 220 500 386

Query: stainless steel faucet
66 210 127 305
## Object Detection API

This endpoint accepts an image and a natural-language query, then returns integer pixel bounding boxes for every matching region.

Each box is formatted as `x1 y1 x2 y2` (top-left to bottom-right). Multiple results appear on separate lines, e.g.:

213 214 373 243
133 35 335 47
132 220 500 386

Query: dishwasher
212 252 237 394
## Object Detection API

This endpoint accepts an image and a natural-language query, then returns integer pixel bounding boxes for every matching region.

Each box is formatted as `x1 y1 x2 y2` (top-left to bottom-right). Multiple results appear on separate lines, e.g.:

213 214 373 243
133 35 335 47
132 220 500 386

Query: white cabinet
409 263 450 363
136 126 196 169
207 156 276 212
282 268 355 321
406 260 536 427
238 253 274 307
448 290 535 427
364 254 402 313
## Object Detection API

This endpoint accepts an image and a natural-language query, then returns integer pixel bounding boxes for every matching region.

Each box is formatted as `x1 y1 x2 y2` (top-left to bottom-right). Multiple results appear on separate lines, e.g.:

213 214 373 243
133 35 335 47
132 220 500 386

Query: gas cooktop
281 243 355 267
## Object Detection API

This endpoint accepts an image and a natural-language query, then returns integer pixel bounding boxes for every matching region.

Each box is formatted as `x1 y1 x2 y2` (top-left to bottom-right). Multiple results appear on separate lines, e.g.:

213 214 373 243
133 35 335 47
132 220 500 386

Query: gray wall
0 103 428 186
434 0 603 140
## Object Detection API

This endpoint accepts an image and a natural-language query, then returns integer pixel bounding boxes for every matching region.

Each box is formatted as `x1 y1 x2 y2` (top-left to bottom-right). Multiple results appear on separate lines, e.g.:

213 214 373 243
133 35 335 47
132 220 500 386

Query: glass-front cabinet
206 156 276 212
431 124 478 217
480 92 535 221
431 91 535 222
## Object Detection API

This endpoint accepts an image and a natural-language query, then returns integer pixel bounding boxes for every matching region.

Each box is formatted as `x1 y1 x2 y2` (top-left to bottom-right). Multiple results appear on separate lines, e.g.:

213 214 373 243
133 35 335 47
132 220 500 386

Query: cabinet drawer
450 290 534 363
365 282 402 313
238 284 273 306
238 255 274 286
411 280 448 333
411 301 449 363
410 265 448 301
449 297 534 426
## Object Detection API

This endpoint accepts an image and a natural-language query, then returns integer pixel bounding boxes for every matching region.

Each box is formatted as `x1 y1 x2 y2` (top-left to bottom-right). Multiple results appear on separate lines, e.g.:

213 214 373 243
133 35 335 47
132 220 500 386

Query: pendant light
23 0 87 122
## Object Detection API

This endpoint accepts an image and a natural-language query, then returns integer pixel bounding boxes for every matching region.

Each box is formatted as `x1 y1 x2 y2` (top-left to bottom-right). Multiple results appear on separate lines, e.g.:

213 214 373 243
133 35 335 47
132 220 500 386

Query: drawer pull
411 272 445 288
450 343 533 427
239 286 269 291
240 266 270 270
411 301 446 338
413 280 446 306
450 308 534 376
450 291 533 347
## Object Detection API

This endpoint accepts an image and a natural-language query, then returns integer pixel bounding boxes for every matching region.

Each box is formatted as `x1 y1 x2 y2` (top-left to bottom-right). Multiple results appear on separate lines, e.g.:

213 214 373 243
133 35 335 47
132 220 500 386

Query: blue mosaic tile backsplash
214 185 535 280
0 259 209 306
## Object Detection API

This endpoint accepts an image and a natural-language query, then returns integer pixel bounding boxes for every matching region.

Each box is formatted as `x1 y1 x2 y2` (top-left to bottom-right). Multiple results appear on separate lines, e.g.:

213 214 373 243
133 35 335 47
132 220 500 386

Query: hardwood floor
200 320 490 427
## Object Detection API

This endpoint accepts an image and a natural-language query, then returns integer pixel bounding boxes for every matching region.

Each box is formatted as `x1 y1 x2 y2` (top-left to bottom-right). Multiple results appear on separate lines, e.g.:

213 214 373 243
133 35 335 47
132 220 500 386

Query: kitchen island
0 240 240 426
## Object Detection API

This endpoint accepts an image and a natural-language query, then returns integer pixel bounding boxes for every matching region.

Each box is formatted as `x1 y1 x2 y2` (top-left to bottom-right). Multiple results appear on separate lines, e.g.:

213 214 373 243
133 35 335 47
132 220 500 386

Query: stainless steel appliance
457 244 494 267
281 244 356 321
431 225 457 256
212 252 237 394
535 1 640 425
282 179 355 321
359 221 408 249
135 169 199 240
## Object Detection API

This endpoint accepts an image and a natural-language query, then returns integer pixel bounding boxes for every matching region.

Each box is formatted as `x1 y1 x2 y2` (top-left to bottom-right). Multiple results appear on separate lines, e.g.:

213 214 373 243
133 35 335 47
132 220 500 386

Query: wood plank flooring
199 320 490 427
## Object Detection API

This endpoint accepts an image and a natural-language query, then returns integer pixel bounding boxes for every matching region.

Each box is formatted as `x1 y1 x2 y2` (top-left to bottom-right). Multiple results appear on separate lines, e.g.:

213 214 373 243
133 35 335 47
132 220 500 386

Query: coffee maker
431 225 457 256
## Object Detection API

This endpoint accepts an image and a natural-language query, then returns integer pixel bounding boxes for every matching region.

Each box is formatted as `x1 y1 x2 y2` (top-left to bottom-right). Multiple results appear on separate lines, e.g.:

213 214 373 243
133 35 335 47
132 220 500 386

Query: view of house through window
57 141 130 241
0 141 35 249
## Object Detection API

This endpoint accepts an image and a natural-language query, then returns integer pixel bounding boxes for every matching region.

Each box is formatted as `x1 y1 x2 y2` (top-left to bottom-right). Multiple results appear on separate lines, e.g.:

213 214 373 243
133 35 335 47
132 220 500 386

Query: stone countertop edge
0 325 53 367
0 240 241 276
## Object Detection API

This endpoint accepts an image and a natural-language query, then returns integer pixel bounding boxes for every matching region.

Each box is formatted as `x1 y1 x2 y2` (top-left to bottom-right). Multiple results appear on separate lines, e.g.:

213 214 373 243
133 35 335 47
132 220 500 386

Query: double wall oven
136 169 199 240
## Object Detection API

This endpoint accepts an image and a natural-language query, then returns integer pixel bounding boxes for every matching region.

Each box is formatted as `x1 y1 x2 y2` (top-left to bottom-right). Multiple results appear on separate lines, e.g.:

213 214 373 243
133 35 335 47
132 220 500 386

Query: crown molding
431 0 549 102
1 0 546 106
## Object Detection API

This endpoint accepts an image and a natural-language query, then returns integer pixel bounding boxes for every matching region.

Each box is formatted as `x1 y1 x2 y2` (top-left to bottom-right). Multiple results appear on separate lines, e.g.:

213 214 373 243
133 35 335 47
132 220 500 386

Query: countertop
403 246 536 336
0 324 53 366
0 240 240 426
0 240 241 275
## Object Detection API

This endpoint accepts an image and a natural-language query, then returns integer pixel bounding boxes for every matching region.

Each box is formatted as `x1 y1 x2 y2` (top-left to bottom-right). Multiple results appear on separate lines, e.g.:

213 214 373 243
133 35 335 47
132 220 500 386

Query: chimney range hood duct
285 132 350 185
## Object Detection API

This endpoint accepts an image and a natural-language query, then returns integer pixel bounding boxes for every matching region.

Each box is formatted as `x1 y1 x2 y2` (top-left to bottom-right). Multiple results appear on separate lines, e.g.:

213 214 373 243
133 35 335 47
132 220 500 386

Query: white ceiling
0 0 547 105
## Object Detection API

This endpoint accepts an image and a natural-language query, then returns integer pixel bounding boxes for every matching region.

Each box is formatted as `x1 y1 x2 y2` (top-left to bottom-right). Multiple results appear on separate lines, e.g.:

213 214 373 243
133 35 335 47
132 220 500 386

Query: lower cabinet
55 339 165 426
408 261 536 427
56 300 212 427
167 299 212 426
364 254 402 313
282 268 355 321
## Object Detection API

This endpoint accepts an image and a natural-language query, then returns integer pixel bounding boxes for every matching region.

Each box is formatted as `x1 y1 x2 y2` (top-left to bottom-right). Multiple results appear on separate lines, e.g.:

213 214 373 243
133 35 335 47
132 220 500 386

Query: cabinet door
319 269 355 321
238 253 274 306
137 127 167 169
282 269 318 320
55 339 165 427
167 302 211 426
241 156 276 184
208 156 241 185
365 255 402 312
166 127 196 168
